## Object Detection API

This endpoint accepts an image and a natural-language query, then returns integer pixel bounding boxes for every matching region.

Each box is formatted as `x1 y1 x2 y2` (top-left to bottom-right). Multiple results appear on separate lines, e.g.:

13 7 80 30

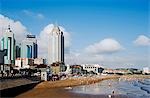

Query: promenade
0 76 41 97
0 76 40 90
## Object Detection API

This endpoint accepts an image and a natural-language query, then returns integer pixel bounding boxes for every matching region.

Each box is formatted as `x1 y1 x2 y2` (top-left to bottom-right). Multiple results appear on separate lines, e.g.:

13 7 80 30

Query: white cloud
37 13 44 19
85 38 124 54
22 10 32 16
22 10 45 19
0 14 27 42
66 50 149 69
134 35 150 46
38 24 71 58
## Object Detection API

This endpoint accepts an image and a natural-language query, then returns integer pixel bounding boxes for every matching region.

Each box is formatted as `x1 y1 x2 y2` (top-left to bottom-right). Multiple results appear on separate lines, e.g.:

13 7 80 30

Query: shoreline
15 75 150 98
35 75 150 89
35 75 120 89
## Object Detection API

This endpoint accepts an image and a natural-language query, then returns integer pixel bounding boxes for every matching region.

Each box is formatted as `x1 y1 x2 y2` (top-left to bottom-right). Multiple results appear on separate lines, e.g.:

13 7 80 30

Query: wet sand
16 75 122 98
16 88 128 98
34 75 120 89
15 75 149 98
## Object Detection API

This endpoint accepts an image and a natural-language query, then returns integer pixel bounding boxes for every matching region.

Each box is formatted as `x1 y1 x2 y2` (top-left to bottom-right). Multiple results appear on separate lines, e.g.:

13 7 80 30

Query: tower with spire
48 24 65 73
0 25 16 65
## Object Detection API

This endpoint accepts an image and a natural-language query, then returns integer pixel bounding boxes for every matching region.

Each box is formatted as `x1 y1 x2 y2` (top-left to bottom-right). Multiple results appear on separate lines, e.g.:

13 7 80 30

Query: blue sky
0 0 149 69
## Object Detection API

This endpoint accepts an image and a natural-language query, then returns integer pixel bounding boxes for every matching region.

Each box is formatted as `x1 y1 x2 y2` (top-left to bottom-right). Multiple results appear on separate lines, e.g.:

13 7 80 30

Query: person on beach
112 90 115 94
108 90 115 98
108 94 112 98
109 83 111 86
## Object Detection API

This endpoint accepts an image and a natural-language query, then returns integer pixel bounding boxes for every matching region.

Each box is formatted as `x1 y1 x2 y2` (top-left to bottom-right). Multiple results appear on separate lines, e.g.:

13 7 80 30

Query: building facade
82 64 103 74
21 34 38 59
15 58 34 70
48 25 65 73
34 58 46 65
0 26 16 65
71 65 83 75
48 25 64 65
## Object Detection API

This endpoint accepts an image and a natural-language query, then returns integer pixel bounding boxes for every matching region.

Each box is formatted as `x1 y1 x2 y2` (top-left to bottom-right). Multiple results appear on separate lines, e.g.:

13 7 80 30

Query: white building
41 70 47 81
15 58 32 70
64 64 71 74
48 25 64 65
34 58 45 65
82 64 103 74
143 67 150 74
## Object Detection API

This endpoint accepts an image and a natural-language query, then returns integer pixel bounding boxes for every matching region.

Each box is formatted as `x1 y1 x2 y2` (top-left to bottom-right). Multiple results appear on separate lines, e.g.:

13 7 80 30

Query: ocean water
69 78 150 98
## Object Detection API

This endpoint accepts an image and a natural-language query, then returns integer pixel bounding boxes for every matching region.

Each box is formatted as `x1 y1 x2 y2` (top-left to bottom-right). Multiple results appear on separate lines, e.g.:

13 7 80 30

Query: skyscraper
21 34 38 59
0 26 16 65
48 25 64 67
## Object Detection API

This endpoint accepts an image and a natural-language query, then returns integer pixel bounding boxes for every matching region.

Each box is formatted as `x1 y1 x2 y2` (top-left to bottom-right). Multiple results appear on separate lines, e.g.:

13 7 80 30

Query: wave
140 87 150 94
138 80 150 86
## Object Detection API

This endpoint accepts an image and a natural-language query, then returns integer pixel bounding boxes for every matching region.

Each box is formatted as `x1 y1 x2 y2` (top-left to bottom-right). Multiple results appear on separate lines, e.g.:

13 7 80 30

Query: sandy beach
35 75 120 89
15 75 149 98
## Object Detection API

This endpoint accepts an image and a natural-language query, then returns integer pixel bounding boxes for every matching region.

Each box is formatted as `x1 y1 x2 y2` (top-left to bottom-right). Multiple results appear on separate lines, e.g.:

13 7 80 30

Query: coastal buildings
68 64 104 75
48 25 64 64
103 69 127 74
15 58 34 70
34 58 46 65
14 34 38 70
143 67 150 74
70 65 83 75
0 26 16 65
48 25 65 73
0 49 7 72
82 64 104 74
102 68 143 75
21 34 38 59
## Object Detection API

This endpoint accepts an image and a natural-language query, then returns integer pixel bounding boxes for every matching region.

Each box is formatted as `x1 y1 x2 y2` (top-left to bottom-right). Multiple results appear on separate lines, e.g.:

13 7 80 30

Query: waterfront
15 75 150 98
71 78 150 98
1 0 150 98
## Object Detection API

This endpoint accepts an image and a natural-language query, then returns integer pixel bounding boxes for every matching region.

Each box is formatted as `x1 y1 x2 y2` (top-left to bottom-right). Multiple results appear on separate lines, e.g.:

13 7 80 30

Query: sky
0 0 150 69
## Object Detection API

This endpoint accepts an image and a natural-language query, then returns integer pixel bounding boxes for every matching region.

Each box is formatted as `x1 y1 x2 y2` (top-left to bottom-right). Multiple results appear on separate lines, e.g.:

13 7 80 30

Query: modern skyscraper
0 26 16 65
48 25 64 67
21 34 38 59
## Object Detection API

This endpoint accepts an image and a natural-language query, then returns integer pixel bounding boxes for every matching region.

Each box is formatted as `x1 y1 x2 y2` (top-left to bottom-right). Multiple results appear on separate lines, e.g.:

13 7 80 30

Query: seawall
0 76 41 97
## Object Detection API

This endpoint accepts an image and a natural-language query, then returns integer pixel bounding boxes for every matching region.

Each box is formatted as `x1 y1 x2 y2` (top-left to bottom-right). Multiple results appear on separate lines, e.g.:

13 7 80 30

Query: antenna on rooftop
7 24 12 32
8 24 10 30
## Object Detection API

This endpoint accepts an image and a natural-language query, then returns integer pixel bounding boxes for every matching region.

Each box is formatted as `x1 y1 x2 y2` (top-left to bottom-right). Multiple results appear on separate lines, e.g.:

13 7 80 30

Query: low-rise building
34 58 46 65
103 68 133 75
70 65 83 75
82 64 103 74
15 58 34 70
51 62 60 75
143 67 150 74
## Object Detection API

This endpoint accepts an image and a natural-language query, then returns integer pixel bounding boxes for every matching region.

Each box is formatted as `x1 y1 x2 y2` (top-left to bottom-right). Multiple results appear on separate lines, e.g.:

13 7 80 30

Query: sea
69 78 150 98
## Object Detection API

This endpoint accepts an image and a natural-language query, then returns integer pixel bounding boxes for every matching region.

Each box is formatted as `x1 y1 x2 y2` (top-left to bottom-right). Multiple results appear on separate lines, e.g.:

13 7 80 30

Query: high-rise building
21 34 38 59
48 25 65 73
48 25 64 64
0 26 16 65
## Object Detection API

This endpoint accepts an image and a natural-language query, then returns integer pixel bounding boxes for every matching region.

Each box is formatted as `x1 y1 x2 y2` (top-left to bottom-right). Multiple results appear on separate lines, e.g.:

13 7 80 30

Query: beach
15 75 150 98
